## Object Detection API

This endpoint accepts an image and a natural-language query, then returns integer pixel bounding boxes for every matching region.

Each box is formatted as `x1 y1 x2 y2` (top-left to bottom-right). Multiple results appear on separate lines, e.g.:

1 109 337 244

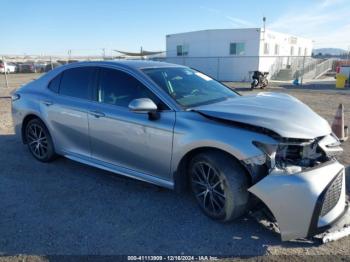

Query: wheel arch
173 146 253 193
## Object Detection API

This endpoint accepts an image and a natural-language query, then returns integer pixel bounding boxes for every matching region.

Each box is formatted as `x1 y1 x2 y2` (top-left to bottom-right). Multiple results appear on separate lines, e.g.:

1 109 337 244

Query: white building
165 28 314 81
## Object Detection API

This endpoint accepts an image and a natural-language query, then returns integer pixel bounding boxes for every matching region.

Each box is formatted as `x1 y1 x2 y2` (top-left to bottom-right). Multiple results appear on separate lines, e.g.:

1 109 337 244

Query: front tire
189 151 249 222
25 118 56 162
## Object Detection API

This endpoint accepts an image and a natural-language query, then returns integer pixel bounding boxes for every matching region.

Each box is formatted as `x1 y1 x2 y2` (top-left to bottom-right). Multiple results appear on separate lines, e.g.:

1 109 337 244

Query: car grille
320 171 343 217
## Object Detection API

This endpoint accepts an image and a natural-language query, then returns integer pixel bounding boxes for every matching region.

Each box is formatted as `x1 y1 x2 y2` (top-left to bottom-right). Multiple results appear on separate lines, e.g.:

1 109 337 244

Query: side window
98 68 168 110
48 74 62 93
177 44 188 56
59 67 94 99
264 43 270 55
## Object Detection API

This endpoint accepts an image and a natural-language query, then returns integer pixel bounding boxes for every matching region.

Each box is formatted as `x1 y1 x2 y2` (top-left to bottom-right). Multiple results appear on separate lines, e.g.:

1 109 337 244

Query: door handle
41 100 53 106
89 110 105 118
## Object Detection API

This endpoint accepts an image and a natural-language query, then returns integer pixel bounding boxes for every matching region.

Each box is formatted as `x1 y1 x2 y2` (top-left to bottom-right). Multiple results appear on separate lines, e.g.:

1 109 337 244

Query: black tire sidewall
25 119 56 162
189 151 249 222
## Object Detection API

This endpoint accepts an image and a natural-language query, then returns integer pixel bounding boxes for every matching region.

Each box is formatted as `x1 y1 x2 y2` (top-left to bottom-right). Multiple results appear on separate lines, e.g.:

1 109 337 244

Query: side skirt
63 151 174 190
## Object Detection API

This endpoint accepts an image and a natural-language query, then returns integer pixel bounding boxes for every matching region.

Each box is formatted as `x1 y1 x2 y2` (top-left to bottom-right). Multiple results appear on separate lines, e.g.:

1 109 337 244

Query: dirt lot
0 74 350 258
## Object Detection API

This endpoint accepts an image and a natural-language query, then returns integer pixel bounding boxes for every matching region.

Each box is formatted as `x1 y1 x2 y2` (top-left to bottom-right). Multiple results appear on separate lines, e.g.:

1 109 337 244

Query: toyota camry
11 60 349 241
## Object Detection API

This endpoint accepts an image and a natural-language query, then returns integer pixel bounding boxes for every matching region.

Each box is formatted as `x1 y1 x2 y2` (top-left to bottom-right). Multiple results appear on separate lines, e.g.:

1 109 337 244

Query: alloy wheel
26 123 49 159
191 161 226 217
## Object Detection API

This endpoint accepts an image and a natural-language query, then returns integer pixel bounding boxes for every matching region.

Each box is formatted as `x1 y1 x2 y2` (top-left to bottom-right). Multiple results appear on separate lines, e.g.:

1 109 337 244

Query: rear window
48 74 62 93
59 67 94 99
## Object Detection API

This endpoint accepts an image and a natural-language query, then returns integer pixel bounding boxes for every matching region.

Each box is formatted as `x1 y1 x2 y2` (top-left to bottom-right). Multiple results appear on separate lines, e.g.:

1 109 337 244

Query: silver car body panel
63 151 174 189
44 95 91 157
170 111 277 174
88 101 175 180
11 60 348 241
194 92 331 139
249 161 345 241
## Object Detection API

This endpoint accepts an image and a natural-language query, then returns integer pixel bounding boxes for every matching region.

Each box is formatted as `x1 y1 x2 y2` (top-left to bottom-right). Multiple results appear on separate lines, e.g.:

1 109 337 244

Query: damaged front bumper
248 160 348 241
314 202 350 243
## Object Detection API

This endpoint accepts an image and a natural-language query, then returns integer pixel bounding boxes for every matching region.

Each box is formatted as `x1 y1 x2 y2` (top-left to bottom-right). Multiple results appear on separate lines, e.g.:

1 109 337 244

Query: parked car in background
0 60 17 73
35 62 49 73
11 60 349 242
44 62 62 72
15 62 23 73
18 63 36 73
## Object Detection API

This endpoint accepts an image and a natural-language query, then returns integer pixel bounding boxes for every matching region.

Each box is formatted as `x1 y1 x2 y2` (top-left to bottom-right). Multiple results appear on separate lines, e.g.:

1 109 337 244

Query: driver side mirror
128 98 160 120
128 98 158 112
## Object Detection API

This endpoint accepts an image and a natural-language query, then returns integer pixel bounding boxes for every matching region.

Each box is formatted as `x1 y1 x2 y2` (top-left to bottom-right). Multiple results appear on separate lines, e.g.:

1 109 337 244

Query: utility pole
67 49 72 62
262 17 266 41
140 46 144 60
2 56 9 89
102 48 106 60
50 56 53 70
300 55 306 87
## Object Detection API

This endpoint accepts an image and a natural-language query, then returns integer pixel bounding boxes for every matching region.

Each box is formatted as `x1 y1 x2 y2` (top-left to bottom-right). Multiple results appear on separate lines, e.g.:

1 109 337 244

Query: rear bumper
249 160 347 241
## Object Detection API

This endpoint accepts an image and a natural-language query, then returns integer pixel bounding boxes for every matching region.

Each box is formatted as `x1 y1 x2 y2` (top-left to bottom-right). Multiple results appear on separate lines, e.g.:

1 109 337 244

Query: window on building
59 67 95 99
290 46 294 56
229 42 245 55
177 45 188 56
264 43 270 55
274 44 279 55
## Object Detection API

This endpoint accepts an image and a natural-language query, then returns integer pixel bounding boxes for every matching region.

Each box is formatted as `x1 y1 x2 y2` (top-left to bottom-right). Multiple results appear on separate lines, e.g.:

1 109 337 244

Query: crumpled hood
194 92 331 139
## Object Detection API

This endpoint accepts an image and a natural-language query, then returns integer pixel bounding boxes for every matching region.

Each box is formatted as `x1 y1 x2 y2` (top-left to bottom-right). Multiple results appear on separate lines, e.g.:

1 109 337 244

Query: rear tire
189 151 249 222
25 118 56 162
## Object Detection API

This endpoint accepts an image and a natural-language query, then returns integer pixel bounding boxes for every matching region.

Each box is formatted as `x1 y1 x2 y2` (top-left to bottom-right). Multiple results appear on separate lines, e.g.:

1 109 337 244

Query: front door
88 67 175 180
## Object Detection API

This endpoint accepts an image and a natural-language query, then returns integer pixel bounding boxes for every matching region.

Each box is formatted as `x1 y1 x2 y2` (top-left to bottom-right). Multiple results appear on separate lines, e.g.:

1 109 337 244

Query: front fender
171 111 276 176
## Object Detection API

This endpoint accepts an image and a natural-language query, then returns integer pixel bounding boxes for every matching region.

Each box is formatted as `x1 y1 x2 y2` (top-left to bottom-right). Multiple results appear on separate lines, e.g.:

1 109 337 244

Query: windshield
142 67 239 107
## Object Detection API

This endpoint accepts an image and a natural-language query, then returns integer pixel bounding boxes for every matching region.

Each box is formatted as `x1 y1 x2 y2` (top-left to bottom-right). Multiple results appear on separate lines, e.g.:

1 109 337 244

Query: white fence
152 56 333 82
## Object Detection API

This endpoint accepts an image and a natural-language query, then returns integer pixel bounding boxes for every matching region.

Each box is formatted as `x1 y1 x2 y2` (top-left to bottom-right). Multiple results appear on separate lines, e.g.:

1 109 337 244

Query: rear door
43 66 96 158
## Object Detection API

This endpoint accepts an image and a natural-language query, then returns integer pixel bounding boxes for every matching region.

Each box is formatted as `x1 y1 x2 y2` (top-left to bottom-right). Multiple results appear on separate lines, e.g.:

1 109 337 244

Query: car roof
66 60 185 70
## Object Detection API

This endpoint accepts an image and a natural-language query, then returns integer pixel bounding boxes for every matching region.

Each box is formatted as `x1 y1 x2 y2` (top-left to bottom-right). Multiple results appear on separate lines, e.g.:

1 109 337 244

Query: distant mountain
313 48 347 55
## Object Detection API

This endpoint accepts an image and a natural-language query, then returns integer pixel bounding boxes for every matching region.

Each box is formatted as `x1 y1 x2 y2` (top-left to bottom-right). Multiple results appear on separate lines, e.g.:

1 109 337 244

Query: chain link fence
152 55 337 83
1 54 347 90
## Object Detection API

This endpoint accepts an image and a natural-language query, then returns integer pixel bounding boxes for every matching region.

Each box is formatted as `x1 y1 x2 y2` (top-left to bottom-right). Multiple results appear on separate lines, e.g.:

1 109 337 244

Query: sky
1 0 349 56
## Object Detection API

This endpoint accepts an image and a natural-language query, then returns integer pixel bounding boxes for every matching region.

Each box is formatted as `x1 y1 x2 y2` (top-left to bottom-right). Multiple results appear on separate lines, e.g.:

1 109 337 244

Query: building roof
167 28 261 37
166 28 312 42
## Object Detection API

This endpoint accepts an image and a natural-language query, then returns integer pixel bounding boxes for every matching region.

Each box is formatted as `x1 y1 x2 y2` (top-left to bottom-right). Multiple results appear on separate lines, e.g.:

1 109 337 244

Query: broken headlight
253 137 335 171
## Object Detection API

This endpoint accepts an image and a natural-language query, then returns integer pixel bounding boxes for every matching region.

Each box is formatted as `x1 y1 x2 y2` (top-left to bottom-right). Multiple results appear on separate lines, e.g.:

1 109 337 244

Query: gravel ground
0 74 350 258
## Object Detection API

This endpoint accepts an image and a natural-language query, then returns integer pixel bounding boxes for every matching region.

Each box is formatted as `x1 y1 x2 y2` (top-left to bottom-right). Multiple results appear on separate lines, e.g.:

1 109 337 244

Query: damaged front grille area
320 171 343 217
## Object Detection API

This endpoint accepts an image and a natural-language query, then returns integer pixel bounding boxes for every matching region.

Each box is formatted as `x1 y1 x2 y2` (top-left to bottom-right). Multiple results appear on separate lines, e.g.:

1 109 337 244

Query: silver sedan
11 60 348 241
